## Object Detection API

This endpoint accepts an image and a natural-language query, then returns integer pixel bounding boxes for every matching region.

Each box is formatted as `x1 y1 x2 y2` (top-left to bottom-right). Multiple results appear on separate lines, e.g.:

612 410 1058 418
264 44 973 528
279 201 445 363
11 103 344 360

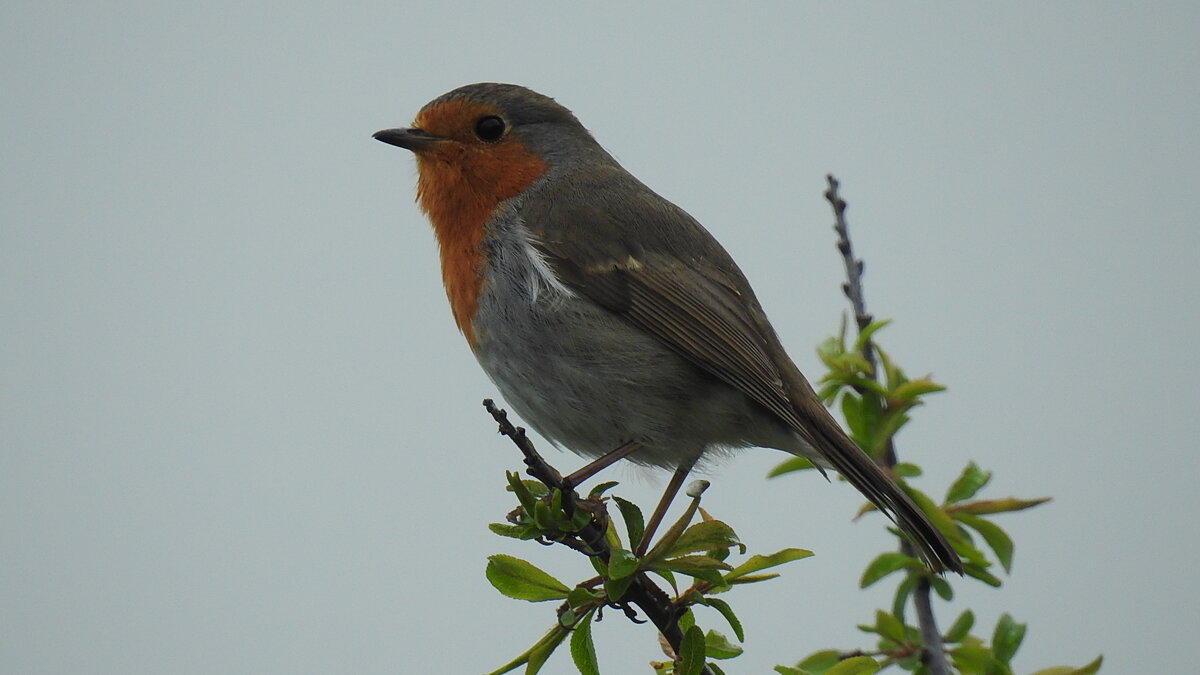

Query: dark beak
372 127 442 152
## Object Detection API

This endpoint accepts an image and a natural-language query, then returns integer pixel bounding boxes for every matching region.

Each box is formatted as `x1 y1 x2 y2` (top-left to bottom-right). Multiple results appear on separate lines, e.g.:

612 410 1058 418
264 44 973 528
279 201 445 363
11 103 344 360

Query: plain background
3 2 1197 673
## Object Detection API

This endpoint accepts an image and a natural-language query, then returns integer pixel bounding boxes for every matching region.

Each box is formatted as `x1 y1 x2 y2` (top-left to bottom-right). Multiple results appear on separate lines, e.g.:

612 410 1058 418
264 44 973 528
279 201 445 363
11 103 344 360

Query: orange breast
412 100 548 348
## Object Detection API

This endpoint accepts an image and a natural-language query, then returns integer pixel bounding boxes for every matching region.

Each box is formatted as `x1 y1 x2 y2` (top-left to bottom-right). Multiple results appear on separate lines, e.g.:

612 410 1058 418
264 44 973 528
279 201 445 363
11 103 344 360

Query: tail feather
816 423 963 574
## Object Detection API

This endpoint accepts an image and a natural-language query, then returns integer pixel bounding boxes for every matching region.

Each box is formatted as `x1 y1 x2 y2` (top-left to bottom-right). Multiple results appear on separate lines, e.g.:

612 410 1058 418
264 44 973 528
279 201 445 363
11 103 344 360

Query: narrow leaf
612 496 645 550
524 625 568 674
945 463 992 504
485 555 570 602
667 520 741 557
859 552 922 588
874 610 906 644
891 378 946 401
796 649 841 673
944 610 974 643
952 497 1051 515
991 613 1026 664
587 481 619 499
841 393 866 436
963 562 1003 588
607 547 639 579
489 523 537 540
507 472 540 516
484 624 568 675
678 625 708 675
1028 655 1103 675
826 655 882 675
726 548 813 581
704 629 743 660
768 456 817 477
702 597 745 642
955 513 1015 573
853 319 892 353
891 572 917 623
569 610 599 675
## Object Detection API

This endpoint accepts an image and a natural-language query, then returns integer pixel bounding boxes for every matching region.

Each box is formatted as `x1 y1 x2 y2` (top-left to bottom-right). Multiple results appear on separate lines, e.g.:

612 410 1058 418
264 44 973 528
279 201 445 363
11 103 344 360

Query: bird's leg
562 440 642 488
634 458 697 557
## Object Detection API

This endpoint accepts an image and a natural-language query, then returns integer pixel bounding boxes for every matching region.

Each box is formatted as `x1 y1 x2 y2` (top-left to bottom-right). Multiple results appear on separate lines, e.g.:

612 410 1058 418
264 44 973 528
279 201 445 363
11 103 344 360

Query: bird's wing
523 174 818 447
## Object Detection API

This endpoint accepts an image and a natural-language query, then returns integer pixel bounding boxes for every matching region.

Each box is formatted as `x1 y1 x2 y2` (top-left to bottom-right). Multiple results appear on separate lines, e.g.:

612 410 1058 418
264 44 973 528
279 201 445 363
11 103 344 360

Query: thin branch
483 399 711 675
825 175 949 675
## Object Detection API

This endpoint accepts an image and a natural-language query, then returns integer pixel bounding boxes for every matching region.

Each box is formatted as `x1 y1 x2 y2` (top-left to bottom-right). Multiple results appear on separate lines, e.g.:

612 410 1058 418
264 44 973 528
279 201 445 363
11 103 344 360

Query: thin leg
635 458 697 557
563 440 642 488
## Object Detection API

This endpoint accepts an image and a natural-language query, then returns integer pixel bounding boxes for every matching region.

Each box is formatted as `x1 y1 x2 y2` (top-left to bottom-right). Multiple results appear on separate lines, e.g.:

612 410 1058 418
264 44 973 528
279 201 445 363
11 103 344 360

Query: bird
373 83 961 573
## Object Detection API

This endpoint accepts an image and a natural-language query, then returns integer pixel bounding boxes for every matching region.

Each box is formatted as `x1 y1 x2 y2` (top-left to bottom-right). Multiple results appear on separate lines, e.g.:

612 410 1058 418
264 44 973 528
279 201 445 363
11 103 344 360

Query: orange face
407 98 548 347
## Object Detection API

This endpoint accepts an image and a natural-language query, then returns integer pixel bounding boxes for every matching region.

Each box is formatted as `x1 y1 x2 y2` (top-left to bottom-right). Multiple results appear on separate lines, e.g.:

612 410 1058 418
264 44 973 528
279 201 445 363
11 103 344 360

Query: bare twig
825 176 949 675
482 399 711 675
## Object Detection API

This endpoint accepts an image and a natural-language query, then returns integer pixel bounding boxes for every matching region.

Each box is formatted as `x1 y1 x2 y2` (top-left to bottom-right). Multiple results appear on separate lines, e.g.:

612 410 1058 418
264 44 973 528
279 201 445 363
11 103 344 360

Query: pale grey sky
3 3 1197 673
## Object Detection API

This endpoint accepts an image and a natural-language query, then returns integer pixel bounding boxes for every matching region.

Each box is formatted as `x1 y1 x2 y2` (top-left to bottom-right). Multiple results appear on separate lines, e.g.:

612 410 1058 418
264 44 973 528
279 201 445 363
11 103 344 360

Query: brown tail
811 414 963 574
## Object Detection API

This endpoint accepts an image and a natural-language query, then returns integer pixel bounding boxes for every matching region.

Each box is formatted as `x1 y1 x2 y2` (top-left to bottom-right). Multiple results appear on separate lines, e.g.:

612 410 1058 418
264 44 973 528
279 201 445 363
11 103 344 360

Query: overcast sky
3 3 1197 673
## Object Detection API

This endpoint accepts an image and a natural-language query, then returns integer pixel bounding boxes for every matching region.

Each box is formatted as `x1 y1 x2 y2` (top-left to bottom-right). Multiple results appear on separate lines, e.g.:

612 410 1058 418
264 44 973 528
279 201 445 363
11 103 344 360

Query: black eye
474 115 506 142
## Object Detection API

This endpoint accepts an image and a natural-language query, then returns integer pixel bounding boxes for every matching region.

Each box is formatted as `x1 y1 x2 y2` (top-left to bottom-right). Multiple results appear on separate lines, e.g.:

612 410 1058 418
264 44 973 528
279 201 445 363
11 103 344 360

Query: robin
374 83 961 573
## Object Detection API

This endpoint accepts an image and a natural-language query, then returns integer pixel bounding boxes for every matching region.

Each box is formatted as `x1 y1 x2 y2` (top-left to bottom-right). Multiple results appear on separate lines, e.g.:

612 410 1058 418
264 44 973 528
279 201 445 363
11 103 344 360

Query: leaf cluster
485 473 811 674
771 321 1098 675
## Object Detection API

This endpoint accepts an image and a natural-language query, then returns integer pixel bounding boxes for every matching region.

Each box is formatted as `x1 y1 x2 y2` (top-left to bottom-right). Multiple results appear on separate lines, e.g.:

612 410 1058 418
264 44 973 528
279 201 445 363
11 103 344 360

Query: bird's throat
414 148 547 349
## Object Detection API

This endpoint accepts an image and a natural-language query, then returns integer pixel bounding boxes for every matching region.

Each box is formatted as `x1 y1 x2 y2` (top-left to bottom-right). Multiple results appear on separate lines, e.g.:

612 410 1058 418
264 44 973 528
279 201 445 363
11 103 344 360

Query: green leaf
929 574 954 601
870 409 911 455
484 624 569 675
841 393 866 437
773 667 808 675
817 334 846 365
612 496 645 550
891 572 917 623
587 481 619 499
826 656 882 675
606 547 639 579
668 520 742 557
795 649 841 673
949 642 995 674
1028 655 1103 675
704 629 743 659
725 548 813 581
701 597 744 642
991 613 1026 664
945 463 992 504
893 462 923 478
603 571 635 603
944 610 974 643
566 586 598 611
525 625 568 674
963 561 1003 588
488 523 537 540
890 378 946 401
485 555 570 602
768 456 817 477
654 554 733 578
853 319 892 353
875 344 902 391
874 609 907 644
569 610 599 675
725 572 781 585
859 552 923 588
952 497 1051 515
507 472 540 516
677 625 708 675
955 513 1015 573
